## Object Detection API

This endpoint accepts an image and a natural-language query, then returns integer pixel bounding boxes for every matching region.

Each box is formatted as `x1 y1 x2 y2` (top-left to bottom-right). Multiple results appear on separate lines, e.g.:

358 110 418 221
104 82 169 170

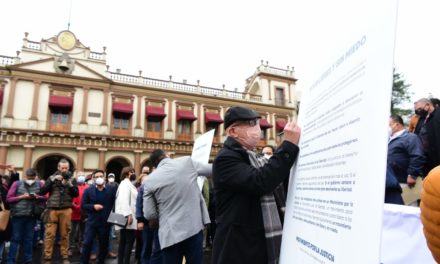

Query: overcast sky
1 0 439 106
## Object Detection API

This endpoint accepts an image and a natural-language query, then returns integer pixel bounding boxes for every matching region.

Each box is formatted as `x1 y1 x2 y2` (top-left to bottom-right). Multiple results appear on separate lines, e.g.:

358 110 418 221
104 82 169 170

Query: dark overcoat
212 137 299 264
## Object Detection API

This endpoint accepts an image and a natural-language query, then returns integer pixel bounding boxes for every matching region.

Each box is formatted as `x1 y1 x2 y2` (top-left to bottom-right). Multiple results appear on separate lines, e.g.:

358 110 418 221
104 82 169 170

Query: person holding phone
6 168 47 264
39 158 78 264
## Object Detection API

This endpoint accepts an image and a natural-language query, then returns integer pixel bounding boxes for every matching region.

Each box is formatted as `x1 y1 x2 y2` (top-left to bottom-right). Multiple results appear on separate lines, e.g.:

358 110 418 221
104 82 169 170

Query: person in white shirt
115 167 138 264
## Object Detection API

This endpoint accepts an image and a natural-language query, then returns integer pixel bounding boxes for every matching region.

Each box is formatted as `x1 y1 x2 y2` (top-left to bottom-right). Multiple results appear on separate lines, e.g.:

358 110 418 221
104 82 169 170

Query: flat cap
224 106 260 129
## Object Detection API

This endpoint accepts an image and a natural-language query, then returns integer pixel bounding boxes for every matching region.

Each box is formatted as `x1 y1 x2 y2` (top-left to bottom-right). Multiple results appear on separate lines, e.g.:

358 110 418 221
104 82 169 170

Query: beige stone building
0 30 299 179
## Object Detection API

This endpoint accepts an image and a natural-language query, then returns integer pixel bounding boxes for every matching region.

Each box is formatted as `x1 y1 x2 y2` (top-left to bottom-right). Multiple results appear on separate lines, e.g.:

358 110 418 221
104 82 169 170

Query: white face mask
87 180 94 185
108 178 115 183
264 154 272 160
25 180 35 185
95 177 105 186
236 125 261 150
77 176 85 183
388 126 393 137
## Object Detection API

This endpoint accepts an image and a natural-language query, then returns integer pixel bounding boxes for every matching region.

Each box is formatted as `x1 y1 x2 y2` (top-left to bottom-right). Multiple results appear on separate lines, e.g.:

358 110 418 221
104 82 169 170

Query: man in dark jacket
414 98 440 175
212 106 301 264
39 159 78 264
387 114 425 187
80 170 117 264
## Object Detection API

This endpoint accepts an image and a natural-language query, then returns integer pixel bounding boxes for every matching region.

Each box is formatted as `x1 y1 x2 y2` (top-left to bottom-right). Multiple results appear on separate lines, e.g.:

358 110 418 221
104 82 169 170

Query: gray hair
415 98 432 105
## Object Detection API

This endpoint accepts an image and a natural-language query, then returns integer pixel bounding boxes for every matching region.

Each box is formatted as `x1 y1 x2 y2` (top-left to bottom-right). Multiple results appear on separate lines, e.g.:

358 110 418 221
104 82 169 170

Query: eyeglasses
232 119 260 128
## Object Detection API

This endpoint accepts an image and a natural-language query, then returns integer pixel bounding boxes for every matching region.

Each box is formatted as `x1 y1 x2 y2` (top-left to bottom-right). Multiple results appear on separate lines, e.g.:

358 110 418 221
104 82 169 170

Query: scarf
247 150 283 264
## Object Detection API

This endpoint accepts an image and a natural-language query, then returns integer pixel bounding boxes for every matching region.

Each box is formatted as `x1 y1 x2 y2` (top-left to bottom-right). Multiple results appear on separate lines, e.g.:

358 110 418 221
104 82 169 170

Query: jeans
7 216 36 264
80 222 110 264
0 241 5 262
141 227 162 264
162 230 203 264
118 229 136 264
69 219 81 249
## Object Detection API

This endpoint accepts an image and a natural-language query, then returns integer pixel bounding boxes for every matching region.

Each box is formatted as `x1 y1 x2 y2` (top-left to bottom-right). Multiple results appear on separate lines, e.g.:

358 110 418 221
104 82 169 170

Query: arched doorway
105 157 131 182
34 154 75 180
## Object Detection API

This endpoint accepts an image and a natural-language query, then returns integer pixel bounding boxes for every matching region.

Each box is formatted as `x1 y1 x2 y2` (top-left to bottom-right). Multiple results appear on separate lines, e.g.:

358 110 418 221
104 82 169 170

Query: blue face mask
77 176 86 183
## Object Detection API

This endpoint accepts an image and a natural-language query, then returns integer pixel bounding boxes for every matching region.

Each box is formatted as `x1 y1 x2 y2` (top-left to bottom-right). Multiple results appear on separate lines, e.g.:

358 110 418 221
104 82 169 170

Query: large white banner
280 2 398 263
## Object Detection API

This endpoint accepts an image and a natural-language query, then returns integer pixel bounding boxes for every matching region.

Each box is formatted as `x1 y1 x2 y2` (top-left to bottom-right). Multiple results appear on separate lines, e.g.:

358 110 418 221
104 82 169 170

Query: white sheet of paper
191 129 215 164
280 1 398 263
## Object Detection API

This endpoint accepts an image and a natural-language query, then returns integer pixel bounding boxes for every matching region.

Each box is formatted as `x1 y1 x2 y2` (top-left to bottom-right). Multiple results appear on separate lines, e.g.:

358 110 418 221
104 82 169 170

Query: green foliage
391 68 412 116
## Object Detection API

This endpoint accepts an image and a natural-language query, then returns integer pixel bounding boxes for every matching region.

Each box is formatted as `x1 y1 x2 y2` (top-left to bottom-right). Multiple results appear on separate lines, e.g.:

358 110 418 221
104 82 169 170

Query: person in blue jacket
136 170 162 264
385 164 403 204
80 170 117 264
388 114 426 185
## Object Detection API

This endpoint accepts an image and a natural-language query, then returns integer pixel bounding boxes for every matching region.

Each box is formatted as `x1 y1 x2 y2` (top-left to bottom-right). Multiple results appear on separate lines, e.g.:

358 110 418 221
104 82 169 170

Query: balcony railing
0 55 15 66
109 71 262 102
257 64 295 78
89 52 105 61
24 41 41 51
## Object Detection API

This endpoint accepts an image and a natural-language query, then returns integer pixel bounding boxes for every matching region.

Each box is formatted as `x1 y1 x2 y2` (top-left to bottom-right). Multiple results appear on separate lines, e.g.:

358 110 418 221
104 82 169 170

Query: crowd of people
0 98 436 264
386 97 440 204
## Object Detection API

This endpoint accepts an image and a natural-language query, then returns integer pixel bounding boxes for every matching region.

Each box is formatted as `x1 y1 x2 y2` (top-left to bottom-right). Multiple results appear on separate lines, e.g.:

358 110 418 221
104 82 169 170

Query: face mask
264 154 272 160
25 180 35 185
415 107 428 117
108 178 115 183
236 125 261 150
129 174 136 181
77 176 85 183
87 180 94 185
95 177 105 186
388 126 393 137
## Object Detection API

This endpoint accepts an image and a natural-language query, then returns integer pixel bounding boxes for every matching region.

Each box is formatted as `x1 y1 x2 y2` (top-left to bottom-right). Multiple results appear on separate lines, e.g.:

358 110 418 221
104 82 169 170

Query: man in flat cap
212 106 301 264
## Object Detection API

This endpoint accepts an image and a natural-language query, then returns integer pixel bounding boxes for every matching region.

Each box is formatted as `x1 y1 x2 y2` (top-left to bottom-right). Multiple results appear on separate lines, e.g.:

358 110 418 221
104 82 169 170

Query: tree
391 68 412 116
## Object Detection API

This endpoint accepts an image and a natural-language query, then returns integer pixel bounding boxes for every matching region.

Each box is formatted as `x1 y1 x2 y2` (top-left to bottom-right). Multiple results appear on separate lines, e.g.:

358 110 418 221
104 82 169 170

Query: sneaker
107 251 117 258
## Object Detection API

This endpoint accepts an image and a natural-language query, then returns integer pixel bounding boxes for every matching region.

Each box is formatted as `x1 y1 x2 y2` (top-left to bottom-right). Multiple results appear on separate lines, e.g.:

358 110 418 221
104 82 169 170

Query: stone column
135 95 142 129
134 150 142 176
268 79 272 101
0 144 9 175
30 81 41 120
270 113 276 140
5 78 17 118
98 148 107 170
167 100 174 132
288 82 292 103
101 90 109 126
23 145 35 173
219 106 225 137
196 103 202 134
80 87 89 124
76 147 87 171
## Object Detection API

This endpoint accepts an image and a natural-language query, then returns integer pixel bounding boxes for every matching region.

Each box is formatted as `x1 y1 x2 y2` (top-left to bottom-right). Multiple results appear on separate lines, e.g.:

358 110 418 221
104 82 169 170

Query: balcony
176 134 193 141
145 131 161 139
108 72 262 103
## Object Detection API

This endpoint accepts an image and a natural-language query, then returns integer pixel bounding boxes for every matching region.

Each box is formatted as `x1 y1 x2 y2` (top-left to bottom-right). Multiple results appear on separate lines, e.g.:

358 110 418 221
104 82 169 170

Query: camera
61 171 72 180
